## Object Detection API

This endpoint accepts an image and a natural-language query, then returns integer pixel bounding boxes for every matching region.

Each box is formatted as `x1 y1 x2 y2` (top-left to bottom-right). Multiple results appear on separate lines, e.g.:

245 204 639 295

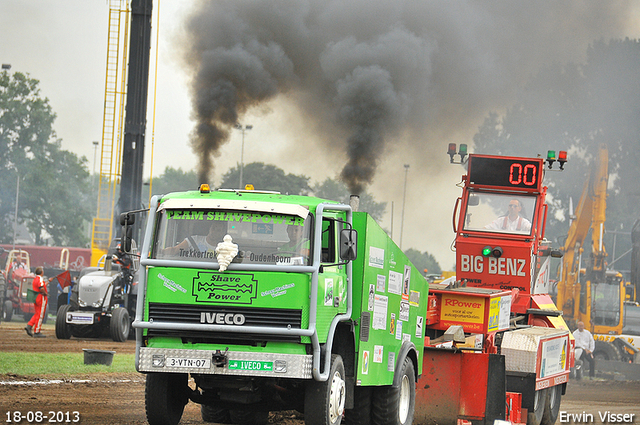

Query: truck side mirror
550 249 563 258
339 228 358 261
120 213 135 252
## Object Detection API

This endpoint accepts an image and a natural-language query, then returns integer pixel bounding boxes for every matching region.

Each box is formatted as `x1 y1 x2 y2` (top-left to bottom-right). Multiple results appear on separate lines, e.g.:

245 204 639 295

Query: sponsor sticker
228 360 274 372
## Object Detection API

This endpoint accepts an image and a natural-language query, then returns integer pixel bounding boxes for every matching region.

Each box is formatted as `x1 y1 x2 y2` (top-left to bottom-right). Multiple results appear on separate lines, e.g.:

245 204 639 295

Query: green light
547 150 556 160
482 246 492 257
459 144 468 154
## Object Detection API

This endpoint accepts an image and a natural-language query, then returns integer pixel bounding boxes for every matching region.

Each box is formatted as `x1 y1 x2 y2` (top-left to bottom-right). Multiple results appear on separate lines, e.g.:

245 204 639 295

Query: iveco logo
200 312 246 325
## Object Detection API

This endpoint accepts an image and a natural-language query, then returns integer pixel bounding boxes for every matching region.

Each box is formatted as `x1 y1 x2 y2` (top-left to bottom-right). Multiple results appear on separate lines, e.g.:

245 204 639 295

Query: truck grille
146 303 303 345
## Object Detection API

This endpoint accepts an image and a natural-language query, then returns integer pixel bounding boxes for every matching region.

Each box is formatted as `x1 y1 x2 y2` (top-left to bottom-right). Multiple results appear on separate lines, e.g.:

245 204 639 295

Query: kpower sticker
193 272 258 304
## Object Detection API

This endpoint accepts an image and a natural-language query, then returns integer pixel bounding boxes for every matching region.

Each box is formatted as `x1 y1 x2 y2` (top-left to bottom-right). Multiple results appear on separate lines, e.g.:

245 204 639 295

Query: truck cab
132 186 428 425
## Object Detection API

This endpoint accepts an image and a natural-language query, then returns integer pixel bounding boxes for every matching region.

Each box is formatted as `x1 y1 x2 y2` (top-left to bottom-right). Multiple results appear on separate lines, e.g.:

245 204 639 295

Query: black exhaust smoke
179 0 632 191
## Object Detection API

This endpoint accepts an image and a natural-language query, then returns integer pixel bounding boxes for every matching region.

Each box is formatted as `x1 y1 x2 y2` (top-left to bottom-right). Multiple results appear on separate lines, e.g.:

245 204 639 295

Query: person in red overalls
25 267 48 338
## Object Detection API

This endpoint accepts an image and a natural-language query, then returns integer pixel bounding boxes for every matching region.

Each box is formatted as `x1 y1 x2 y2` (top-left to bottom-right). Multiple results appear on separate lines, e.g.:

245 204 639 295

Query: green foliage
0 352 136 376
219 162 311 195
473 39 640 271
0 71 91 246
312 178 387 222
149 166 199 196
404 248 441 276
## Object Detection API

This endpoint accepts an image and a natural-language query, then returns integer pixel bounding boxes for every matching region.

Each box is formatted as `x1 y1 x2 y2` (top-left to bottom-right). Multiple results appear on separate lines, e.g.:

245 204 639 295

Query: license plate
66 312 95 324
228 360 273 371
166 357 211 369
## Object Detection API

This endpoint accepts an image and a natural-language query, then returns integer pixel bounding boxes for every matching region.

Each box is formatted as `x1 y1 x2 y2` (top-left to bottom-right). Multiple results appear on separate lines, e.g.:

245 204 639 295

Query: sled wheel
372 357 416 425
305 354 346 425
541 385 562 425
145 373 188 425
201 404 230 423
55 304 73 339
344 386 372 425
110 307 130 342
527 388 547 425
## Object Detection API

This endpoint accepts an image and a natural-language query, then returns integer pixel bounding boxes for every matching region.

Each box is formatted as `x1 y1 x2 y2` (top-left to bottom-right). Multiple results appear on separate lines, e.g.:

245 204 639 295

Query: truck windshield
462 192 536 235
152 209 313 266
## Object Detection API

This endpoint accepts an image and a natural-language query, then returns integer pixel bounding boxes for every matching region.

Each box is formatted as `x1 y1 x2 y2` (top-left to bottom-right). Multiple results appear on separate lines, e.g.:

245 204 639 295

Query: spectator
574 320 596 379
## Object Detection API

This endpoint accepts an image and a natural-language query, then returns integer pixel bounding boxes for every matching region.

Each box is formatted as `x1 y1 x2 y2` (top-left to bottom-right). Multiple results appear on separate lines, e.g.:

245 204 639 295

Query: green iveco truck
128 185 428 425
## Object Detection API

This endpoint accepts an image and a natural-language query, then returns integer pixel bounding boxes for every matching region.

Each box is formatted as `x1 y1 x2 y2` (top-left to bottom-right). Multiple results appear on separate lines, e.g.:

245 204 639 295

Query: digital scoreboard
467 156 543 190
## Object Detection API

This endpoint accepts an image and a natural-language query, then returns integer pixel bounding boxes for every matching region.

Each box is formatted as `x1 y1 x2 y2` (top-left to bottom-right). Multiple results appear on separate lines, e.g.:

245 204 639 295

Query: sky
2 1 640 270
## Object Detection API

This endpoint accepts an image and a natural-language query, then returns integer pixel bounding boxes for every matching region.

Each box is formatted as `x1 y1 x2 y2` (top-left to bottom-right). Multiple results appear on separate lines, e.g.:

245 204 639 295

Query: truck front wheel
372 357 415 425
55 304 72 339
305 354 346 425
145 373 188 425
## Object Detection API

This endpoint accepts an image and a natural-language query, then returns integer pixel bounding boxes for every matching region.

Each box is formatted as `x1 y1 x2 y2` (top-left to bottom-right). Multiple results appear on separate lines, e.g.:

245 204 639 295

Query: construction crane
90 0 153 266
555 144 640 362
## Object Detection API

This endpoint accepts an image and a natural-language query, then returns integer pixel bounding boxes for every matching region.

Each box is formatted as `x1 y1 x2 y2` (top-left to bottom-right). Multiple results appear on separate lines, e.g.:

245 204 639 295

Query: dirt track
1 320 639 425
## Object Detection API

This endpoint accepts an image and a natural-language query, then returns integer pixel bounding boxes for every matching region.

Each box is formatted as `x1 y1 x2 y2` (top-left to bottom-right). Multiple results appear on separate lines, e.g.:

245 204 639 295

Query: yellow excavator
556 144 639 363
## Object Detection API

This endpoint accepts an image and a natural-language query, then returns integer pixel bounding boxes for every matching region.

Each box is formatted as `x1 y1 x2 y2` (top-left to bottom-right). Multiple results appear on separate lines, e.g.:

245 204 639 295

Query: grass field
0 352 136 376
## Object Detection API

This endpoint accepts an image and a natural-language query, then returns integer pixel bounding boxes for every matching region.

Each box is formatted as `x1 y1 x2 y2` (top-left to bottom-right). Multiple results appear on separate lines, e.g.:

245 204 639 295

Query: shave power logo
193 272 258 304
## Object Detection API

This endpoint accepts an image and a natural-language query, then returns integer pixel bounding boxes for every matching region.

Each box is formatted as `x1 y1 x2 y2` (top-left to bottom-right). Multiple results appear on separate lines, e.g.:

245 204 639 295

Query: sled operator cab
451 148 567 318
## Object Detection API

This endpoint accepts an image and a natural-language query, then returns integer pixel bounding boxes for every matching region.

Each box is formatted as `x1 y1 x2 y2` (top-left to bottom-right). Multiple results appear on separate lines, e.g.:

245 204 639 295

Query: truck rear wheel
305 354 346 425
371 357 415 425
201 404 230 423
344 386 372 425
145 373 188 425
527 388 547 425
110 307 130 342
229 409 268 425
55 304 72 339
541 385 562 425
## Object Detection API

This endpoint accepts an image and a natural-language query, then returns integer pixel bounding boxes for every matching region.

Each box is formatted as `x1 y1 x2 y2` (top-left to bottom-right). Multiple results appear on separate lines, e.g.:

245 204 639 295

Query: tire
229 409 268 425
3 300 13 322
145 373 188 425
344 386 372 425
201 404 230 423
372 357 416 425
305 354 346 425
541 385 562 425
593 340 620 361
55 304 73 339
527 388 547 425
110 307 130 342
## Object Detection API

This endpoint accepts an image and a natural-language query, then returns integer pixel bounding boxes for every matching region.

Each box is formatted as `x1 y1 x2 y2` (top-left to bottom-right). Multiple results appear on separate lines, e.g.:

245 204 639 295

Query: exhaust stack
350 195 360 212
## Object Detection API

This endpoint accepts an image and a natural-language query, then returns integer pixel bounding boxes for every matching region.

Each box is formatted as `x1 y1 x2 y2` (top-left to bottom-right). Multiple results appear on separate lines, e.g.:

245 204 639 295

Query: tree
312 178 387 223
0 71 91 246
472 39 640 271
219 162 311 195
149 167 199 197
404 248 441 276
